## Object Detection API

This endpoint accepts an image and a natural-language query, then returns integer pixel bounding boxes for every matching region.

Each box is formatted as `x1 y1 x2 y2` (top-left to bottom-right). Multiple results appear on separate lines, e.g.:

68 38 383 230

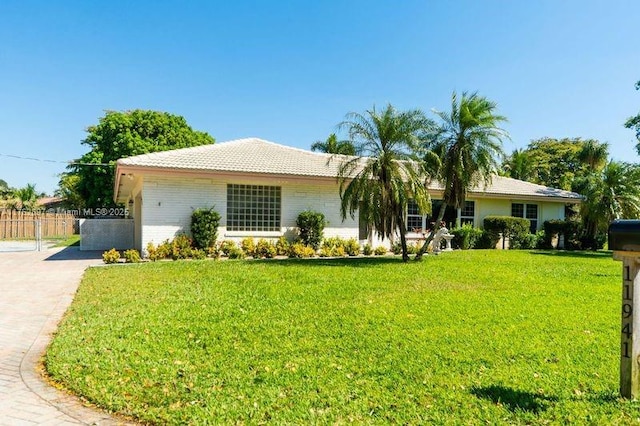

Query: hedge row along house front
113 138 582 255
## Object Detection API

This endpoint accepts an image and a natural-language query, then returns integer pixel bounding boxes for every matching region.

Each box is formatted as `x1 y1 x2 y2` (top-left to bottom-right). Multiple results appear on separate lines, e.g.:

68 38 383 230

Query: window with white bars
226 184 281 232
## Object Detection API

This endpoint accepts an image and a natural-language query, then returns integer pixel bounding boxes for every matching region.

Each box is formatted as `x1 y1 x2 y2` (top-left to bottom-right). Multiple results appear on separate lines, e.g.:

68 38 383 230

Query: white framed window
460 201 475 226
407 199 425 232
512 202 538 233
226 184 281 232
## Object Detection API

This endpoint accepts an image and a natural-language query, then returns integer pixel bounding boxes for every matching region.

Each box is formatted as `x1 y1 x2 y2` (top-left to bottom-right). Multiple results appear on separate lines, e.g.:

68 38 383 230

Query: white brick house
113 138 582 252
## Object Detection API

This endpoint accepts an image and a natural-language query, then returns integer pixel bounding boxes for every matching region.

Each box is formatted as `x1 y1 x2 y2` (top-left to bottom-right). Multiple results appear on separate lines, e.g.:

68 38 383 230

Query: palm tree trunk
414 203 447 260
398 215 410 262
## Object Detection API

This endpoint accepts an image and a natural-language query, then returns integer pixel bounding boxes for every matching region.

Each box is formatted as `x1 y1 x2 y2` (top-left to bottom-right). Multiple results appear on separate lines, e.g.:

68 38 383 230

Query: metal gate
0 220 43 251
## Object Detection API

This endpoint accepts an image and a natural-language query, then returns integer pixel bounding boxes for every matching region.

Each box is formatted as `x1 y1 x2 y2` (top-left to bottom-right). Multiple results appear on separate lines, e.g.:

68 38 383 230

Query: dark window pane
512 203 524 217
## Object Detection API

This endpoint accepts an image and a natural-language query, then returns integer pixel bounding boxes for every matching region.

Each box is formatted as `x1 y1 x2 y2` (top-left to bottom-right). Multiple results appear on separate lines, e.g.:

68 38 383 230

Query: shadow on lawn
259 256 410 268
471 385 557 413
529 250 611 260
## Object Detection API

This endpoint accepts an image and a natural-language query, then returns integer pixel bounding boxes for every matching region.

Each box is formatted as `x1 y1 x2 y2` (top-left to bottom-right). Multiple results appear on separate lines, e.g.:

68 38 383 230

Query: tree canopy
502 137 595 191
311 133 357 155
625 80 640 153
68 110 214 207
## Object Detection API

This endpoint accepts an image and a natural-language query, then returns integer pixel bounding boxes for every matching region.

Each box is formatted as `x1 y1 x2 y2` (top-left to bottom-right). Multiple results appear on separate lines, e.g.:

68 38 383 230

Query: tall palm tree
311 133 357 156
502 149 535 181
415 91 509 259
336 104 434 262
575 161 640 247
577 139 609 171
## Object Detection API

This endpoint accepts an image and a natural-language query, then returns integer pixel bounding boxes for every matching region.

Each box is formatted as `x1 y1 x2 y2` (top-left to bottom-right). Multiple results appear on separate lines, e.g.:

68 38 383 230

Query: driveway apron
0 246 128 425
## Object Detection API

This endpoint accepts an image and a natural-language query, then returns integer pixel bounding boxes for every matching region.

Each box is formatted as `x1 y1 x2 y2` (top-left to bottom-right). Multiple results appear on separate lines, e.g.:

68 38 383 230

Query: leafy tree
336 104 434 262
311 133 357 155
625 80 640 152
55 173 85 209
415 92 508 260
69 110 215 207
0 179 12 199
520 137 591 191
574 161 640 246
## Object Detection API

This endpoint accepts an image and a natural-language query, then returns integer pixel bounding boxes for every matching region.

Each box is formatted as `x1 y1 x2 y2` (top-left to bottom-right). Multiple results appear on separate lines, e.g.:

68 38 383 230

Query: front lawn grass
46 250 638 424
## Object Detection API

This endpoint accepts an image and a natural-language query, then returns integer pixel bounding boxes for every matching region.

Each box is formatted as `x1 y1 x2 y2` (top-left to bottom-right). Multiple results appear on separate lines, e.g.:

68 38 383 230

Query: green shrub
319 247 332 257
156 240 172 259
241 237 257 258
190 207 221 249
451 224 483 250
363 244 373 256
219 240 237 257
146 242 159 261
333 246 347 257
207 245 221 259
475 230 500 249
374 246 388 256
227 246 246 259
542 219 583 250
296 211 326 250
255 239 277 258
190 248 206 260
580 233 607 251
170 234 193 260
288 243 316 258
391 241 402 255
275 236 290 256
484 216 530 249
510 233 539 250
102 248 121 264
344 238 360 256
123 249 141 263
322 236 344 249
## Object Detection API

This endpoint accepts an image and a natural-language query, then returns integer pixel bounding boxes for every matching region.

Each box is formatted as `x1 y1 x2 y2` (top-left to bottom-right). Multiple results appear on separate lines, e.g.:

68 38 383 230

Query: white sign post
613 252 640 399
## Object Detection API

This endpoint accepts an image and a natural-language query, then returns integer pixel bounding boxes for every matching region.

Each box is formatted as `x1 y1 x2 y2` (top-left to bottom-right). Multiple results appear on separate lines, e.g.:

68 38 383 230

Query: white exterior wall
139 174 365 252
136 173 571 253
473 198 566 230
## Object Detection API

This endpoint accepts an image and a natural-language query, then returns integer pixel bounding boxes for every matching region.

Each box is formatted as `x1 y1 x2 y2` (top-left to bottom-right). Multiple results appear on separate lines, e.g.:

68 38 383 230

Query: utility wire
0 153 114 166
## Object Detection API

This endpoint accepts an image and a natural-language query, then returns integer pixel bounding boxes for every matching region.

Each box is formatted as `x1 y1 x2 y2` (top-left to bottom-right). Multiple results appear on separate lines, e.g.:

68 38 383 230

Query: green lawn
45 250 638 424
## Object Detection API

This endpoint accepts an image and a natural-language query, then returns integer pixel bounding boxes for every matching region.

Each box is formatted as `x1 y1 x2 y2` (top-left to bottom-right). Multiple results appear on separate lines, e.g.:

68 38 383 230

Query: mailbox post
609 220 640 399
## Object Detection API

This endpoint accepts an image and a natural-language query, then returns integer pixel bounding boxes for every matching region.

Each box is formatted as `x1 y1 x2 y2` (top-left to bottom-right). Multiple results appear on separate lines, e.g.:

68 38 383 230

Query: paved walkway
0 246 130 425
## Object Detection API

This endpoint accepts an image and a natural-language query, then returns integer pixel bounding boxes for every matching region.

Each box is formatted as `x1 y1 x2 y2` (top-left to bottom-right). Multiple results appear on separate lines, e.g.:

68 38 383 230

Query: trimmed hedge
542 219 582 250
483 216 530 249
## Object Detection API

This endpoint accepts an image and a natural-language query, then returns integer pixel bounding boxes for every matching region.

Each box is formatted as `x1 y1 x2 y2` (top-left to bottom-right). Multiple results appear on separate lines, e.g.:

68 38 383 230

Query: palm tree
336 104 434 262
575 161 640 248
415 91 509 260
311 133 357 155
502 149 535 181
577 139 609 171
14 183 39 211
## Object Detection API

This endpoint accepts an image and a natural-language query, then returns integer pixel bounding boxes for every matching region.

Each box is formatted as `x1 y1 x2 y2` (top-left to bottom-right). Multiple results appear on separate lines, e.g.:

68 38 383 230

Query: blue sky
0 0 638 195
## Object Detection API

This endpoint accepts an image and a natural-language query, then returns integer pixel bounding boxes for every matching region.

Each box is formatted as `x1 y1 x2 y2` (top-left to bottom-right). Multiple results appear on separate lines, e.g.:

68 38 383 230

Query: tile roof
117 137 582 201
117 137 351 178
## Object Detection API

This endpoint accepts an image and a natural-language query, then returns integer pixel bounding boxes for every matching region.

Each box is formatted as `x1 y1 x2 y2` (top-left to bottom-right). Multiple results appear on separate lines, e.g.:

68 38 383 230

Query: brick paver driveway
0 246 128 425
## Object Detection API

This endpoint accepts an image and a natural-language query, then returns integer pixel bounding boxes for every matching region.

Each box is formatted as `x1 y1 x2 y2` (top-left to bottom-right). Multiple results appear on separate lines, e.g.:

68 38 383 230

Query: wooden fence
0 210 76 239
